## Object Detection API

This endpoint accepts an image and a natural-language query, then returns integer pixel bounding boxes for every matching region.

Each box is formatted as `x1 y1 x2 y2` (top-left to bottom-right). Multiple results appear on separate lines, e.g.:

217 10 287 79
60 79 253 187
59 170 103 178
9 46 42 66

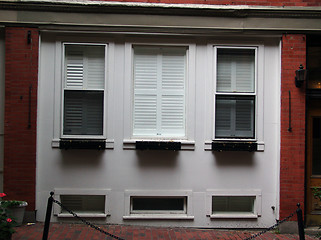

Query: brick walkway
12 223 317 240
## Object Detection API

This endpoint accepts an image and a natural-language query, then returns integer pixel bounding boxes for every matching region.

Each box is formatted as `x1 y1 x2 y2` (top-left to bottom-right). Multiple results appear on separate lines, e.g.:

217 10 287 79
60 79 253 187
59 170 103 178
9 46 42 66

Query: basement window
130 196 187 214
53 189 110 218
59 195 105 216
207 190 261 219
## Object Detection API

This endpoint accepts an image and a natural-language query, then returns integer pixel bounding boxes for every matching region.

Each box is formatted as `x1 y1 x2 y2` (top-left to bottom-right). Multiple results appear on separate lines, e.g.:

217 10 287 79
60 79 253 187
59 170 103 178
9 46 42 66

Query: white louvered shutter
133 47 186 137
63 44 105 136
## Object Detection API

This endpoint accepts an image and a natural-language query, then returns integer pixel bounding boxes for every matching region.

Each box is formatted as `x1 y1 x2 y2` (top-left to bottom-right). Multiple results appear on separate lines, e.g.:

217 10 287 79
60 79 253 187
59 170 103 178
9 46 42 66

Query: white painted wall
37 32 281 228
0 29 5 192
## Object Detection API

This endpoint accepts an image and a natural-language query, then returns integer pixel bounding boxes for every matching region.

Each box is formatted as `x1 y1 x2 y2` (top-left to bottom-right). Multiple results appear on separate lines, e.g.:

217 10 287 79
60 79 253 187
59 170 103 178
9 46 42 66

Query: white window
62 43 107 137
132 46 187 138
215 47 256 139
123 190 194 219
206 190 262 219
53 189 110 218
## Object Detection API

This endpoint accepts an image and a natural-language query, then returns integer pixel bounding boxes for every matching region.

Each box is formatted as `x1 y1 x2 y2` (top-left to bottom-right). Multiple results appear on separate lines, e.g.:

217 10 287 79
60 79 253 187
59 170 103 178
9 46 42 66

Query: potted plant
0 193 15 240
0 193 28 230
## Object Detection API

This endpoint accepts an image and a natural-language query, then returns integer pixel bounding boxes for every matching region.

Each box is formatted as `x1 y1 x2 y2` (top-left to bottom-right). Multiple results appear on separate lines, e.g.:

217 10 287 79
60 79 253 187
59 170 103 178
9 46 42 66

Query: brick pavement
12 223 318 240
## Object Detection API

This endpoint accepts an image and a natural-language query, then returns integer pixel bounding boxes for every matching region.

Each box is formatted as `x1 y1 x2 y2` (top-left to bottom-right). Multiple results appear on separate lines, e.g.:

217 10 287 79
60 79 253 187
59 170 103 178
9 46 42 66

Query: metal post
42 192 54 240
296 203 305 240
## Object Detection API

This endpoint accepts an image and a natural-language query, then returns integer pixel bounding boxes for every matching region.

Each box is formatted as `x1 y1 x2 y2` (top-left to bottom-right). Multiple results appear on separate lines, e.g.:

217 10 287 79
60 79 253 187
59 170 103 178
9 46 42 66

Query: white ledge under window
204 141 265 151
51 139 114 149
123 139 195 150
208 213 258 219
58 213 108 218
123 214 194 220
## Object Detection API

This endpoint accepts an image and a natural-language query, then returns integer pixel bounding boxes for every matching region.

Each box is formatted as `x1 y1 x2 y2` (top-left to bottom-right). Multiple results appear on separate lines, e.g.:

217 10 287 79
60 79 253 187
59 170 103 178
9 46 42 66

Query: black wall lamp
295 64 307 88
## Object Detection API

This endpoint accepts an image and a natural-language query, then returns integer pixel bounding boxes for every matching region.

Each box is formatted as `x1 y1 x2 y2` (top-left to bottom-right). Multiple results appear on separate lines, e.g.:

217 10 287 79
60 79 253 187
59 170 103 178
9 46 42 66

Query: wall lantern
295 64 307 88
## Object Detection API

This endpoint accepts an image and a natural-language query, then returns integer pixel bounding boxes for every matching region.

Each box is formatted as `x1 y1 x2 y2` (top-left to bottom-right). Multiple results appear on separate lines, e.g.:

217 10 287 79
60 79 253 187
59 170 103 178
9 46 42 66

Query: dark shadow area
212 151 256 167
59 149 104 168
136 150 179 168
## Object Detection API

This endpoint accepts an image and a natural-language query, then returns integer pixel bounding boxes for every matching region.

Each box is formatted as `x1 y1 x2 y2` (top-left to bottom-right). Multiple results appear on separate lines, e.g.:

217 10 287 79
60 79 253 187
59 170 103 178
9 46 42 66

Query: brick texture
91 0 321 6
4 27 38 211
280 34 306 220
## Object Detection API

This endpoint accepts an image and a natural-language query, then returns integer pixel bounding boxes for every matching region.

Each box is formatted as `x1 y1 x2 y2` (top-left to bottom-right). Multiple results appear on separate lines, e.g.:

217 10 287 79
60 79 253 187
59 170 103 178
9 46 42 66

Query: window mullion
156 53 162 136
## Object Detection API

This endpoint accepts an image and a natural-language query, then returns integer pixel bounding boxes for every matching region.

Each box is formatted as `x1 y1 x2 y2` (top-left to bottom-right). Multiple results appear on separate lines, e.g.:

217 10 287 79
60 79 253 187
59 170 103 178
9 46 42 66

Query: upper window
132 46 187 138
62 43 106 137
215 47 256 139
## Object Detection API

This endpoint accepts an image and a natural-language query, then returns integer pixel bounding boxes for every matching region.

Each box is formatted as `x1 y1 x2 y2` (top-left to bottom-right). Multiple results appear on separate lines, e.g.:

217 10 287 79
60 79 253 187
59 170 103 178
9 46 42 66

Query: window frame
206 189 262 219
123 190 194 220
214 46 258 140
53 188 111 218
123 43 196 150
61 42 108 139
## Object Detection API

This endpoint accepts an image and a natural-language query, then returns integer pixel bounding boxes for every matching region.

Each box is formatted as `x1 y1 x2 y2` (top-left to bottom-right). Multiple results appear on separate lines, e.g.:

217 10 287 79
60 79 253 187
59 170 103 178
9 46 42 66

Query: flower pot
6 202 28 226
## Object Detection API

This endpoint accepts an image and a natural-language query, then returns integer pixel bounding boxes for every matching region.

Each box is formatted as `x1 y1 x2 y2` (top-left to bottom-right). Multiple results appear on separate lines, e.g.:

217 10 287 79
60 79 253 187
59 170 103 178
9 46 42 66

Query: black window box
212 141 257 152
59 139 105 150
136 141 181 150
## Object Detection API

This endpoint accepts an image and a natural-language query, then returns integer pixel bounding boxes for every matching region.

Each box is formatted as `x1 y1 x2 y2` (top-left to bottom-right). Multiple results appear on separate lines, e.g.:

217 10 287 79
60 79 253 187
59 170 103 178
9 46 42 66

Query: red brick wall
280 34 306 219
92 0 321 6
4 27 38 211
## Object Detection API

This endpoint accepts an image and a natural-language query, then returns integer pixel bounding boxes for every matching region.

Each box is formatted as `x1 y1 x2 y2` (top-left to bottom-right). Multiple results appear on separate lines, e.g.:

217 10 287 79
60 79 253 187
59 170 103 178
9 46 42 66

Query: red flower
6 218 12 223
0 193 6 197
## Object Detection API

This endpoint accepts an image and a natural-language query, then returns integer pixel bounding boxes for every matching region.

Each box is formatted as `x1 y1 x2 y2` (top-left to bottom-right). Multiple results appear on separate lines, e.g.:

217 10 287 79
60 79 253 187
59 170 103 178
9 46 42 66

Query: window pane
65 44 105 90
217 48 255 93
64 90 103 135
60 195 105 214
131 197 186 212
212 196 255 214
215 96 255 138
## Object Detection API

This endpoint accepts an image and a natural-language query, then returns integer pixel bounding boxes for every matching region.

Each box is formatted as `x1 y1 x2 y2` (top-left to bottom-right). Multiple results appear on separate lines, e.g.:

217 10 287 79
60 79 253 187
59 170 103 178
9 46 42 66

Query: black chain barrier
42 192 305 240
42 192 125 240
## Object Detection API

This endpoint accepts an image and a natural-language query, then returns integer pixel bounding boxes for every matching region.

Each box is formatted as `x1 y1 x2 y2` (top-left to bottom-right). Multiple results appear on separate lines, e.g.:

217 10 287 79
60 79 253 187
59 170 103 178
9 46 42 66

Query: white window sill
208 213 258 219
52 139 114 149
123 214 194 220
204 141 264 151
58 213 108 218
123 139 195 150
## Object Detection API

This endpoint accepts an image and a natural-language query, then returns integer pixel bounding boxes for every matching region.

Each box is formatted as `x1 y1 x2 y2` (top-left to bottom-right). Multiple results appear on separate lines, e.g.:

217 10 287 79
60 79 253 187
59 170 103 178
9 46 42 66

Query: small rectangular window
60 195 105 214
212 196 255 214
63 44 106 137
130 196 187 214
215 47 256 139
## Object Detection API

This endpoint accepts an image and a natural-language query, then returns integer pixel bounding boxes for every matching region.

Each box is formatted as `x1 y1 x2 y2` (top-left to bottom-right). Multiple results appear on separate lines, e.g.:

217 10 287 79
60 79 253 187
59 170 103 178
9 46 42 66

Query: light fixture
295 64 307 88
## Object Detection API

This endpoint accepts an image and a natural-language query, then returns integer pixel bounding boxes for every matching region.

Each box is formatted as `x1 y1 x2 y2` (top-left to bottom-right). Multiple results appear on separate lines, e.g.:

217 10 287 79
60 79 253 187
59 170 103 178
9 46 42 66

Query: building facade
0 0 320 230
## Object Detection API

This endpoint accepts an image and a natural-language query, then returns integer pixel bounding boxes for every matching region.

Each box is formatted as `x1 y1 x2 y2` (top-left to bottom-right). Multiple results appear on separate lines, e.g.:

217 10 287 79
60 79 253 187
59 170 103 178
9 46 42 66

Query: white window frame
53 188 111 218
123 43 196 150
206 189 262 219
123 190 194 220
204 43 265 150
51 39 115 149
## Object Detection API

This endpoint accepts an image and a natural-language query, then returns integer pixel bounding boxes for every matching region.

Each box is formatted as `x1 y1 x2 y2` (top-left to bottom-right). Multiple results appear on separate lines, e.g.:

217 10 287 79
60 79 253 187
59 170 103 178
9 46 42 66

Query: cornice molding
1 0 321 18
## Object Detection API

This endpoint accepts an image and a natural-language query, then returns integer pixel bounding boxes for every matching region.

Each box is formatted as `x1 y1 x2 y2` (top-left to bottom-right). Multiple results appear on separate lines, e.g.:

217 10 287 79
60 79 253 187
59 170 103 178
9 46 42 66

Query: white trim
123 190 194 220
206 189 262 219
53 188 111 218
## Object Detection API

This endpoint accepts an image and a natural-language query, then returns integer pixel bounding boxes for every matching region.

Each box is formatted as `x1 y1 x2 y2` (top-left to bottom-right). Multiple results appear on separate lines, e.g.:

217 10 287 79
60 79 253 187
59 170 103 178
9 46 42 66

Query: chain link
52 198 297 240
53 199 125 240
243 210 296 240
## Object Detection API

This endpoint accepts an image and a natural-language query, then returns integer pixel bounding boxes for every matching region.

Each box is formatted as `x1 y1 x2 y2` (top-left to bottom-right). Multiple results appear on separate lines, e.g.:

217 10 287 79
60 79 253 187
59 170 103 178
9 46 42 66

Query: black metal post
296 203 305 240
42 192 54 240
